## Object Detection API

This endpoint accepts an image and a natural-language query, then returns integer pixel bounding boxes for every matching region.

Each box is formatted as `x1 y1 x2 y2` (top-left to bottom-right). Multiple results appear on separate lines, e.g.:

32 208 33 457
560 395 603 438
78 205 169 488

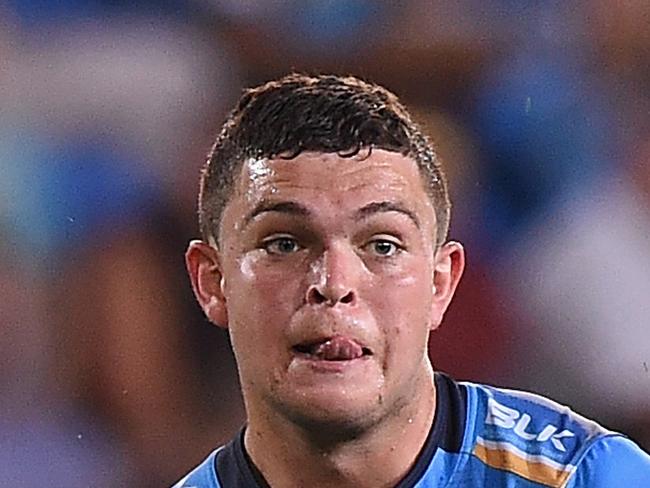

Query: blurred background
1 0 648 485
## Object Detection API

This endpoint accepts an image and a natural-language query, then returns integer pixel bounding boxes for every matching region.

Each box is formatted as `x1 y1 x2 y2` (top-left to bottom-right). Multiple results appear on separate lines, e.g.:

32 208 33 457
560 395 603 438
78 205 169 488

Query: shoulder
468 382 611 450
171 449 221 488
566 435 650 487
460 381 620 487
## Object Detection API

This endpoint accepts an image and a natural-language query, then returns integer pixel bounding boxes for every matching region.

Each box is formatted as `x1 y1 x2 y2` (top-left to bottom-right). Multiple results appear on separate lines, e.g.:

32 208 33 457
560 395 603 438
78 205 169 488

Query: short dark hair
199 73 451 248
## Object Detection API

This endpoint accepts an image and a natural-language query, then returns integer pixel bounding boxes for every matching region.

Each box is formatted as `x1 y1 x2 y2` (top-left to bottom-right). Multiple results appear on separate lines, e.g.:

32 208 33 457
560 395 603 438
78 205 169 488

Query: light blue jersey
173 373 650 487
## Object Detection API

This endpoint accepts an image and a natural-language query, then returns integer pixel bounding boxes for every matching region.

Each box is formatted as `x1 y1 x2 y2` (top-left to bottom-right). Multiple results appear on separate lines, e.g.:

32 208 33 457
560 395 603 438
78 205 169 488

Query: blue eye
263 237 300 255
369 239 400 257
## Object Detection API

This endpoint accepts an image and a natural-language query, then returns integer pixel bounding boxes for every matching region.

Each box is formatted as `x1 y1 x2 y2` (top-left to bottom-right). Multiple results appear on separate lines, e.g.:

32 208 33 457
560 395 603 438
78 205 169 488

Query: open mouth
292 336 372 361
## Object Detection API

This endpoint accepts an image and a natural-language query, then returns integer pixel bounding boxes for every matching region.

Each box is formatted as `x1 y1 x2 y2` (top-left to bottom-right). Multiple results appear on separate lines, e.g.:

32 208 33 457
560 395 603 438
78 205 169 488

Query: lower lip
290 354 372 373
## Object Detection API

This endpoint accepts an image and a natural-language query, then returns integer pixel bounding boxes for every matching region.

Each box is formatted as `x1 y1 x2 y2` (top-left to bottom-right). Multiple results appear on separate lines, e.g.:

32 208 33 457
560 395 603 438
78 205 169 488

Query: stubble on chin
265 366 432 449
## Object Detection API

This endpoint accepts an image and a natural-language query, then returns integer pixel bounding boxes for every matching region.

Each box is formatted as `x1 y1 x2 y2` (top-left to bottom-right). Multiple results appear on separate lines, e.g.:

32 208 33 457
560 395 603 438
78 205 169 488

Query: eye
366 238 401 257
263 236 301 255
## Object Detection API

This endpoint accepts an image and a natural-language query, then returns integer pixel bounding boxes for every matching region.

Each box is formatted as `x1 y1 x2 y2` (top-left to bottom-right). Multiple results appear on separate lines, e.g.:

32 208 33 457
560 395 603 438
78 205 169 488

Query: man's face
193 150 462 431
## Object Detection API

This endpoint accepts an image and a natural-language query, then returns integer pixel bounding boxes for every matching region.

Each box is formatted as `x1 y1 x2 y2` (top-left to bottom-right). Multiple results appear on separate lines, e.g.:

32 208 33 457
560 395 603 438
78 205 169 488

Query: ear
430 241 465 331
185 239 229 328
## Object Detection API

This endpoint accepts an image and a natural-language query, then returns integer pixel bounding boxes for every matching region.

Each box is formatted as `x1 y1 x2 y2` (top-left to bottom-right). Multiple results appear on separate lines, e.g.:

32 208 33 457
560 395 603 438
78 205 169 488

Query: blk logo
486 398 575 452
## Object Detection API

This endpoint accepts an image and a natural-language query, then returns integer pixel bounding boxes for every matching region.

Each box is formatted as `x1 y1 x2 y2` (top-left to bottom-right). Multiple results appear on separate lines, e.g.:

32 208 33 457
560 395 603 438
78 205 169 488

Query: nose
306 244 361 307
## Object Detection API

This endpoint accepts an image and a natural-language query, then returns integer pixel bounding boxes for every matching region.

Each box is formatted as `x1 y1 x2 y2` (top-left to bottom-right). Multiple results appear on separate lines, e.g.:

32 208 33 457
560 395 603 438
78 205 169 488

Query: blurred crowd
1 1 648 485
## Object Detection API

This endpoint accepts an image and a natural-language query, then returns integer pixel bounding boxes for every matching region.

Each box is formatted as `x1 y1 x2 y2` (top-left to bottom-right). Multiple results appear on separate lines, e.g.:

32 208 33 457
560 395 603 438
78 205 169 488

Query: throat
243 385 437 488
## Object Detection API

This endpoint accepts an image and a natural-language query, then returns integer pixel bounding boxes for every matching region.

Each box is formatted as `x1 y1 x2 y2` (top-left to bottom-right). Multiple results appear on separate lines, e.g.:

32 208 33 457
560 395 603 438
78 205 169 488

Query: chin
273 388 387 441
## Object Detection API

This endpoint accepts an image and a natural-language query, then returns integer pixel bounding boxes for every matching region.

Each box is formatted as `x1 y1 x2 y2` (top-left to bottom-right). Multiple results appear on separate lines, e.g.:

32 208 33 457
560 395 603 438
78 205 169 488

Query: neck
244 368 437 488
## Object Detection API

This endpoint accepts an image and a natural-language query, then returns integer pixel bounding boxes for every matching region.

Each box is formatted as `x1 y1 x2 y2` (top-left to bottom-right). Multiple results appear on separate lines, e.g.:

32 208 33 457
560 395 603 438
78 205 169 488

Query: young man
177 74 650 487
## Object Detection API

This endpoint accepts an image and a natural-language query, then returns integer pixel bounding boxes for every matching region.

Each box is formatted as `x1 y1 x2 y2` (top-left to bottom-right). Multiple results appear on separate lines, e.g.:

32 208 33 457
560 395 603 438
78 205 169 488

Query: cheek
371 260 434 318
370 264 434 354
227 253 303 331
225 254 302 381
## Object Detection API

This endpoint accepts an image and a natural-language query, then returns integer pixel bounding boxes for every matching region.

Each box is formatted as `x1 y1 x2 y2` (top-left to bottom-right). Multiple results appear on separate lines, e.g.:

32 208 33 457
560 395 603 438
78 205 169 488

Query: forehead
223 149 436 232
244 149 428 197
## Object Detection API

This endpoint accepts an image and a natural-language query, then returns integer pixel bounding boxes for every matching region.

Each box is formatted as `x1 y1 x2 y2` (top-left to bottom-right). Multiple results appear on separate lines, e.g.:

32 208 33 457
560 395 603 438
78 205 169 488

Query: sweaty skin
186 149 465 488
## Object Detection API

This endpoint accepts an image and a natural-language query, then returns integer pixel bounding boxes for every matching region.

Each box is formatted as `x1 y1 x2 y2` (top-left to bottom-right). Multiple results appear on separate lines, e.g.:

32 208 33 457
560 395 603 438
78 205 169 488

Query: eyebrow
355 201 420 228
242 199 420 229
243 200 311 227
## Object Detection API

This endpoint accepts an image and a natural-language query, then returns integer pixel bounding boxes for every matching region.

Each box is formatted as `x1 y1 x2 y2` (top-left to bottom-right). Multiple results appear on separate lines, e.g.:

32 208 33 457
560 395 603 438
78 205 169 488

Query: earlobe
185 240 229 328
430 241 465 330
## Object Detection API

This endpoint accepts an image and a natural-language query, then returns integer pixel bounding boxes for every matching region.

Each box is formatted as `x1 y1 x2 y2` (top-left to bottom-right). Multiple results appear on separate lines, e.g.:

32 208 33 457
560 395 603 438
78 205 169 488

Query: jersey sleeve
170 449 221 488
567 435 650 487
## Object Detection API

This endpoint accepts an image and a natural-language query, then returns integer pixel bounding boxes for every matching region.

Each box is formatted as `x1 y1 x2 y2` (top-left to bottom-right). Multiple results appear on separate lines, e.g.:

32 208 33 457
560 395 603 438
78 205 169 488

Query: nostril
307 286 328 305
306 285 355 306
339 292 354 304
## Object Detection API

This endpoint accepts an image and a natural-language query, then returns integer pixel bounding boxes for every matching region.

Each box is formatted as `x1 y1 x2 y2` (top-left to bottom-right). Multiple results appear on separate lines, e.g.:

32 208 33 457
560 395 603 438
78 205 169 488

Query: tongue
312 336 363 360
